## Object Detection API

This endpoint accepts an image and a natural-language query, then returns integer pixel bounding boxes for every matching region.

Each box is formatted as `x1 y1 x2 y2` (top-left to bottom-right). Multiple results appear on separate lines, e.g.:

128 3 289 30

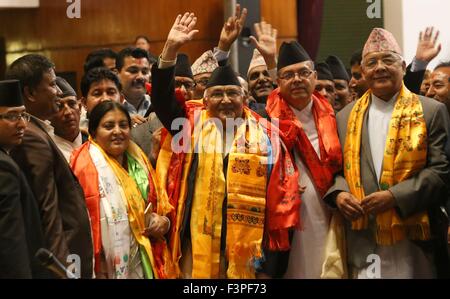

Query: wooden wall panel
0 0 297 87
260 0 298 49
0 0 225 88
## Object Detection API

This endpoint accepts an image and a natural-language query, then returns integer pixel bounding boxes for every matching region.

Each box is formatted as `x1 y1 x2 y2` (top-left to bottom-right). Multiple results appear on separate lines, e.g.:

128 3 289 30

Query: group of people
1 5 449 279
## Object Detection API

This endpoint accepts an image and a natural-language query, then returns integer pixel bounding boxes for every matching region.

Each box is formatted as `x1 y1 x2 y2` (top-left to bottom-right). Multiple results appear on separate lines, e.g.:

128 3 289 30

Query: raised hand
415 26 442 63
218 4 248 51
162 12 199 61
249 21 278 69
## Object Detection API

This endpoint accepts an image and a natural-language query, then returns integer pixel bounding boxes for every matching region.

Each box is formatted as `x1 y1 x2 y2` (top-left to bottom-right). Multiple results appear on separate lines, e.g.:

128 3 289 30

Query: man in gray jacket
325 28 449 278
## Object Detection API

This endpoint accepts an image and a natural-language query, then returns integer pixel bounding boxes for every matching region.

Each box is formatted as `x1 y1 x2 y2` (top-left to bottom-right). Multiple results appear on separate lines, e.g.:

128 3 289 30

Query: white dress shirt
367 93 398 182
284 99 331 279
52 132 82 163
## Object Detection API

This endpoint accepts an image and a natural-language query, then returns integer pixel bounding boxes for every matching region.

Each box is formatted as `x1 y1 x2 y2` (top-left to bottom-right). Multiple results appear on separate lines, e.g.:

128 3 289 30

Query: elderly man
149 12 300 279
6 54 93 278
50 77 86 162
325 28 450 278
246 49 273 117
190 4 247 101
246 21 278 119
247 49 274 104
0 80 48 278
191 50 219 100
349 27 442 102
258 41 343 279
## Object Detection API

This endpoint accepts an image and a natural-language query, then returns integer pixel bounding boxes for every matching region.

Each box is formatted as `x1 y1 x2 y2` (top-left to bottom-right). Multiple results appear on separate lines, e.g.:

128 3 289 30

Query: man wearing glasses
0 80 47 278
149 12 300 279
325 28 450 278
260 41 343 279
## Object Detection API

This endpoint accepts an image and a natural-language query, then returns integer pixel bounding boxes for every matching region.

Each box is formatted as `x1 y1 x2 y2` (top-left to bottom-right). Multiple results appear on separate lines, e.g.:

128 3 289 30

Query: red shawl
266 89 342 196
264 89 343 248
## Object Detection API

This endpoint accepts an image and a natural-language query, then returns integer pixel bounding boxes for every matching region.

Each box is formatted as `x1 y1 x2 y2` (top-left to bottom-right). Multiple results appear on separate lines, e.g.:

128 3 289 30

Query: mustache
132 78 146 87
291 83 307 89
218 104 235 110
256 81 273 89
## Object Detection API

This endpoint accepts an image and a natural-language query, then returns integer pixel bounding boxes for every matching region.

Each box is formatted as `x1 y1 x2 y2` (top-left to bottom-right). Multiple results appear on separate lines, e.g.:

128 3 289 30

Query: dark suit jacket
445 137 450 221
404 64 425 95
0 149 49 278
11 117 93 278
152 63 244 265
324 93 450 276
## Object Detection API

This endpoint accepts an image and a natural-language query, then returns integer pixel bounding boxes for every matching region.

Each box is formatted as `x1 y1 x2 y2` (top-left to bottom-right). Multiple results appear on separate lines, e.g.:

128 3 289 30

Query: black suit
11 118 93 278
404 64 425 95
0 149 48 278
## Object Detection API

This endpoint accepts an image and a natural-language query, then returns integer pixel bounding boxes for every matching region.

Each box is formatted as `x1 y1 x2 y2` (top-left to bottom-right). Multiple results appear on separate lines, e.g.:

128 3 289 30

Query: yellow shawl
344 85 430 245
156 108 268 278
91 139 169 278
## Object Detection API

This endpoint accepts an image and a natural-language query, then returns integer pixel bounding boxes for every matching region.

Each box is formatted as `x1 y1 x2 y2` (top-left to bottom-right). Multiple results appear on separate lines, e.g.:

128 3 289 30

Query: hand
142 212 170 240
131 114 146 127
336 192 365 221
217 4 248 51
249 21 278 69
162 12 199 61
361 190 396 215
415 27 442 62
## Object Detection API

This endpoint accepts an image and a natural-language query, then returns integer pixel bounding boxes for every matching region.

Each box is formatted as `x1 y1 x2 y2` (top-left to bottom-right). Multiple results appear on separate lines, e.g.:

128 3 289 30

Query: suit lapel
360 106 380 193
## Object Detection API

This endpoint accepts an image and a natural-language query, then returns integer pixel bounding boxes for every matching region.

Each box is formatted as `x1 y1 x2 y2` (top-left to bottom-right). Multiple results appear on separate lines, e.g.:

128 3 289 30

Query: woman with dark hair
70 100 172 279
135 35 151 52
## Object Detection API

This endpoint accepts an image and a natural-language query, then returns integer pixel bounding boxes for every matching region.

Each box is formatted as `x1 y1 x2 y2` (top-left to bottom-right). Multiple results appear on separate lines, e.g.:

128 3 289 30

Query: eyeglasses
194 78 209 86
175 80 196 91
0 112 31 122
362 54 401 69
207 89 243 100
278 69 313 81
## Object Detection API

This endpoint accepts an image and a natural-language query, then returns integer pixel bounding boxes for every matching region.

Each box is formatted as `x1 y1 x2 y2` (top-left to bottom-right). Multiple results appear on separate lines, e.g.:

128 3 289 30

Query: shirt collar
53 131 82 147
289 98 314 120
33 116 55 136
371 92 399 112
